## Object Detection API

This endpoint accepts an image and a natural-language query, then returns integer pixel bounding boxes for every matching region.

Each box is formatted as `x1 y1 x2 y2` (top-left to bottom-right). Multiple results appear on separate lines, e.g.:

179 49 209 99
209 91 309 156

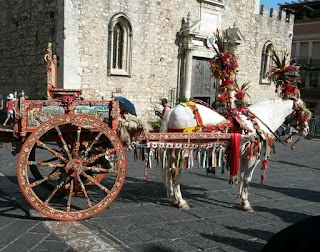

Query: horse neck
248 98 294 133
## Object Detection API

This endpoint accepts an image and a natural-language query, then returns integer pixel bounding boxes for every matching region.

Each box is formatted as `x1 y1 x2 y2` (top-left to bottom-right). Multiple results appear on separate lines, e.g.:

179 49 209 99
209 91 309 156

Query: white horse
160 98 309 211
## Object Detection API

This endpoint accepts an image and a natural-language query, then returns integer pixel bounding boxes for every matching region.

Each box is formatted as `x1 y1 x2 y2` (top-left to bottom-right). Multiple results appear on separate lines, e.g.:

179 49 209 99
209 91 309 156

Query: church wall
76 0 199 117
0 0 294 119
0 0 63 99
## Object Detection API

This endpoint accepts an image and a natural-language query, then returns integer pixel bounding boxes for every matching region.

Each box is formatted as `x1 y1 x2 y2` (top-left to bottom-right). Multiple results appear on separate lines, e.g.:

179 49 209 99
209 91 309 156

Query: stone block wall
76 0 198 117
0 0 294 120
0 0 62 99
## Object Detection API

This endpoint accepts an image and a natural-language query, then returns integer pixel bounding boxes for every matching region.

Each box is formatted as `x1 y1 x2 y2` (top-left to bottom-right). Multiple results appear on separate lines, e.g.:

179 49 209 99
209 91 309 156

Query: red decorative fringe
230 133 241 179
261 159 269 170
261 159 269 184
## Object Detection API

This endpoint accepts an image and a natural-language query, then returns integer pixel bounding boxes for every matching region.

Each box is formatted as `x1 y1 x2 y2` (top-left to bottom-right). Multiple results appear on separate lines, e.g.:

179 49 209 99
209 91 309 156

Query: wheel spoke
29 171 61 188
27 161 65 168
85 132 103 156
76 174 92 208
86 148 116 165
36 140 68 163
44 179 67 205
55 126 72 160
81 172 110 194
66 180 74 214
82 166 117 174
74 125 82 157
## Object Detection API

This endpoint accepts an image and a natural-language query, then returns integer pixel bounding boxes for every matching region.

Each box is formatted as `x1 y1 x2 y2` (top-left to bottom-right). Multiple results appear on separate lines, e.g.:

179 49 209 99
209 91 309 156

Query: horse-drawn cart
0 89 127 221
0 38 309 220
0 43 129 221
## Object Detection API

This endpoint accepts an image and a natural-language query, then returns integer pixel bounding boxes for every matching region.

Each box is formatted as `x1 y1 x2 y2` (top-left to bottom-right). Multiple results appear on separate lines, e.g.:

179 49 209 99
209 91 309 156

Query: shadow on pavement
262 215 320 252
200 233 262 252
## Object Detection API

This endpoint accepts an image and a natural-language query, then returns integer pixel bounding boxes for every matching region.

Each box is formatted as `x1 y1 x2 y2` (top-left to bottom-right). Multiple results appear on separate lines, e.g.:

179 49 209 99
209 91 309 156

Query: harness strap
186 102 203 129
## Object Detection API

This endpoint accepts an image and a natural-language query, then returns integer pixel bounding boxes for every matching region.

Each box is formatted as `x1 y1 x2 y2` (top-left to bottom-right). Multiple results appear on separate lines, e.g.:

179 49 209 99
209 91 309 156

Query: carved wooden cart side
0 91 127 221
0 44 126 221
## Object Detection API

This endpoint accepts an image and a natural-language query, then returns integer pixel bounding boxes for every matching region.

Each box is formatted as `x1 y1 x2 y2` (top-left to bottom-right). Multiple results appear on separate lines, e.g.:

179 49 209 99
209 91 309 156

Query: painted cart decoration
0 44 126 221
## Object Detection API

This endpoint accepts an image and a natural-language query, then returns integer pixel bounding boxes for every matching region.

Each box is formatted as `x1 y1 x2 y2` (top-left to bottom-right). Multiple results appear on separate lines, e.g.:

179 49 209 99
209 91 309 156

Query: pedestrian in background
0 93 3 110
155 98 170 119
3 93 15 126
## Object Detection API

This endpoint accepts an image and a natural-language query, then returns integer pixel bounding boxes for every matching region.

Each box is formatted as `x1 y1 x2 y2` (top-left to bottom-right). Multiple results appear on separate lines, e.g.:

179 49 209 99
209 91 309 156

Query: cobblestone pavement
0 136 319 251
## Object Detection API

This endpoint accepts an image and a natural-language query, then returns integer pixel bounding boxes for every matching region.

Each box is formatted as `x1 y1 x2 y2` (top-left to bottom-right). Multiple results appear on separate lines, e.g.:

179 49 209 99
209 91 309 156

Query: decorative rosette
267 48 301 99
208 29 239 81
209 52 239 80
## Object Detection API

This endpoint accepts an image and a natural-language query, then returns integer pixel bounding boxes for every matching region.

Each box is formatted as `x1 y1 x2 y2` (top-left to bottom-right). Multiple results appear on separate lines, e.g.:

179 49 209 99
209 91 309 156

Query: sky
260 0 290 10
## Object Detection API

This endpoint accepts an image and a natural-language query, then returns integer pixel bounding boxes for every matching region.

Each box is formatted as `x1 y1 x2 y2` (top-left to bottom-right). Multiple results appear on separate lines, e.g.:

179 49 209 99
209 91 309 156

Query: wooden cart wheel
17 115 126 221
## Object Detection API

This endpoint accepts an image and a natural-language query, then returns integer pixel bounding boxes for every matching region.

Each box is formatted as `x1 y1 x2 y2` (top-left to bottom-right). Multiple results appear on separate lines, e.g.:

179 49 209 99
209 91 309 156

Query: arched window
260 41 274 84
108 13 132 76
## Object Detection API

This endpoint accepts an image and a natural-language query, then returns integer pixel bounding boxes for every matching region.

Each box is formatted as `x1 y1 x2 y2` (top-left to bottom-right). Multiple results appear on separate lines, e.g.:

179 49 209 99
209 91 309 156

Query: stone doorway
191 57 217 106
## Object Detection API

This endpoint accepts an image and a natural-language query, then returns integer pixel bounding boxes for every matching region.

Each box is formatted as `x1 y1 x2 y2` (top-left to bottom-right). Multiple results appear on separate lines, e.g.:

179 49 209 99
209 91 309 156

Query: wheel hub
65 159 84 173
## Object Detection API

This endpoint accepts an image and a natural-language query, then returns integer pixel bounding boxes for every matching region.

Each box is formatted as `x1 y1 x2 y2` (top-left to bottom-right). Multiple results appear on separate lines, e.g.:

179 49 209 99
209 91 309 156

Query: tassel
148 148 153 169
176 148 181 168
261 159 269 170
248 142 253 160
134 148 138 162
182 151 188 169
145 151 149 169
257 141 262 158
212 148 216 174
162 148 167 169
157 148 161 163
261 173 266 184
171 149 176 167
188 148 194 169
218 147 223 169
212 148 217 168
202 149 207 168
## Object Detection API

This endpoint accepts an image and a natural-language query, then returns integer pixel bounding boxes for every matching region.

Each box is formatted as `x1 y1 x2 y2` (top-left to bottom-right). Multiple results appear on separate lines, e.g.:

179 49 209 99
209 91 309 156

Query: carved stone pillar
183 49 193 99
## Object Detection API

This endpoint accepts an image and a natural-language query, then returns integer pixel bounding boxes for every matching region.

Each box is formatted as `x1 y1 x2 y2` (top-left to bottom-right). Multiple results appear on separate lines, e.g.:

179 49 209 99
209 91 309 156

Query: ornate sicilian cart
0 44 126 221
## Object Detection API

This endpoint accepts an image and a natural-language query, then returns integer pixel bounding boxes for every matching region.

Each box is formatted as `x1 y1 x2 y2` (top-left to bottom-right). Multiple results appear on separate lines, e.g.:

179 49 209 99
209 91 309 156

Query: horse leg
160 165 177 204
160 163 190 209
171 167 190 209
239 154 260 212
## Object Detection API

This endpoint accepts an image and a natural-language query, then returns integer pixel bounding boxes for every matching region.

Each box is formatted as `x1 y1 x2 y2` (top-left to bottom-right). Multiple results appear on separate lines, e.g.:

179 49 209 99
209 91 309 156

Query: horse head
284 98 311 137
117 115 149 150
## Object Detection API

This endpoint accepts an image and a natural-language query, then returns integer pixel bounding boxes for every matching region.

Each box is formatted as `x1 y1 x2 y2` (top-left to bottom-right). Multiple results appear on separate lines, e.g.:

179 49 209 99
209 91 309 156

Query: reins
252 112 290 147
251 108 302 150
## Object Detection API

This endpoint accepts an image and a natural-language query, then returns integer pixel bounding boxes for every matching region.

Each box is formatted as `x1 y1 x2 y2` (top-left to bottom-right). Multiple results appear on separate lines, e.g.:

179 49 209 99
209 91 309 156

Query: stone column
183 49 193 99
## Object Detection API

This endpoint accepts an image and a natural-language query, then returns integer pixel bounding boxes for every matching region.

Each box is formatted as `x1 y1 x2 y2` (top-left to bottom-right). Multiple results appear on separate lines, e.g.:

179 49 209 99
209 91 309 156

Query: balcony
300 87 320 99
293 56 310 65
311 58 320 65
292 57 320 66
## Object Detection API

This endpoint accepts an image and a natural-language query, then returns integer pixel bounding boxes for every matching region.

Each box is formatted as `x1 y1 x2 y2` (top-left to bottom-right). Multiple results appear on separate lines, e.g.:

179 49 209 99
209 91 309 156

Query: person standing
3 93 15 126
0 93 3 110
155 98 170 132
155 98 170 119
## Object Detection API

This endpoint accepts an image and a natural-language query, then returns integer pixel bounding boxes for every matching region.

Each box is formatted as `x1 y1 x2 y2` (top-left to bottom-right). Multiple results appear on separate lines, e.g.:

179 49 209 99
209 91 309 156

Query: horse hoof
241 204 254 212
178 202 190 209
244 207 254 213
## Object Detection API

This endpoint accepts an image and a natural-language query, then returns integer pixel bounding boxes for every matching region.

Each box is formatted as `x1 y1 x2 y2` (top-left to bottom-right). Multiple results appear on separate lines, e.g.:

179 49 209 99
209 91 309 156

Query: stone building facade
0 0 294 119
